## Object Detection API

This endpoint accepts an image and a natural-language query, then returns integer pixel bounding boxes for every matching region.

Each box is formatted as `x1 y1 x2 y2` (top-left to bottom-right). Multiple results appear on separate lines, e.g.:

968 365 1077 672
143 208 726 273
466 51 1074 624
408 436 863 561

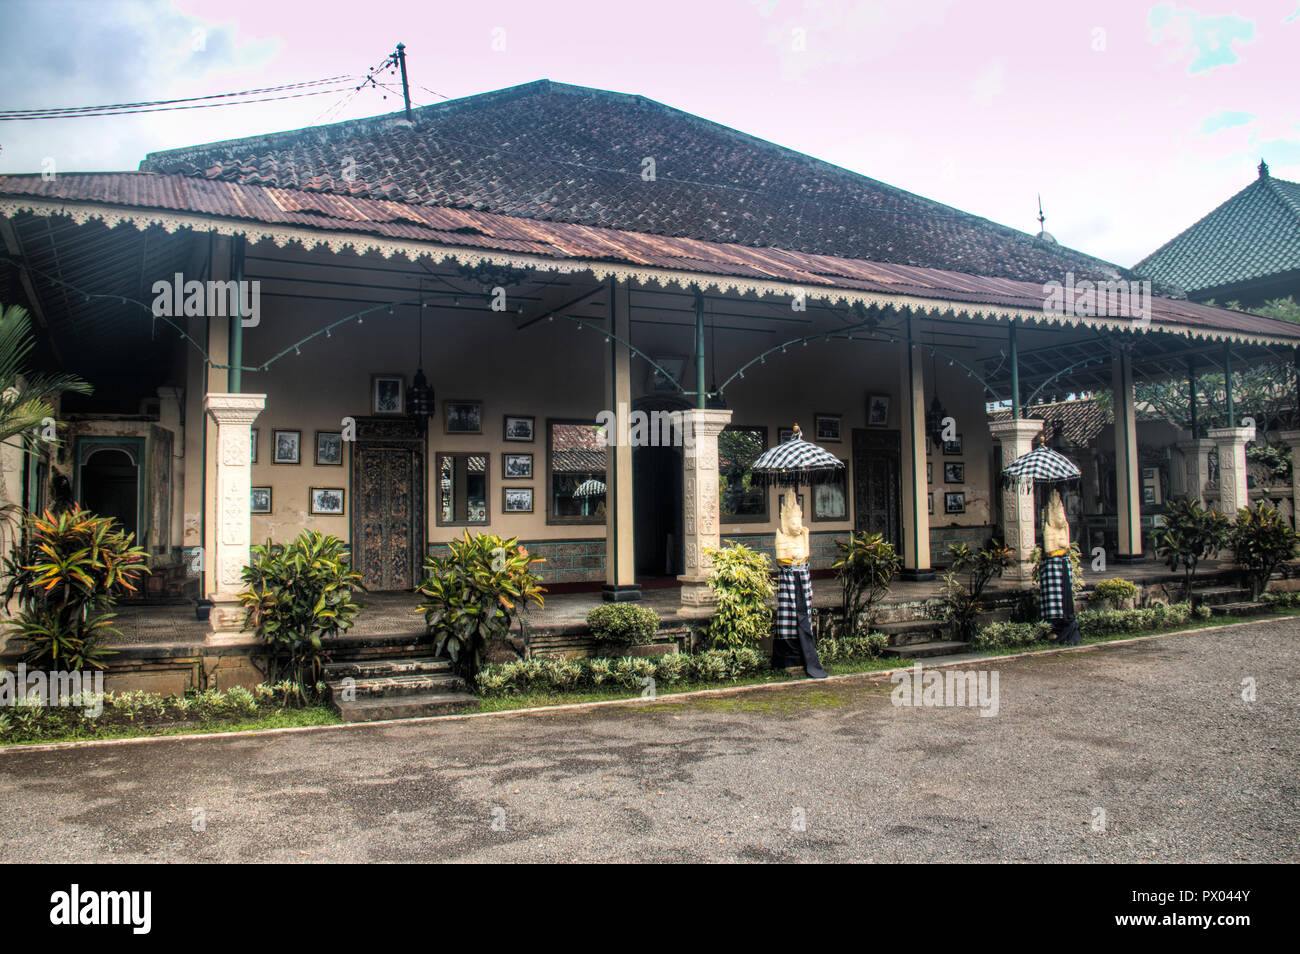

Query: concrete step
324 656 451 680
875 619 948 647
891 640 971 659
1209 601 1269 618
1194 585 1252 606
332 690 479 723
326 671 468 699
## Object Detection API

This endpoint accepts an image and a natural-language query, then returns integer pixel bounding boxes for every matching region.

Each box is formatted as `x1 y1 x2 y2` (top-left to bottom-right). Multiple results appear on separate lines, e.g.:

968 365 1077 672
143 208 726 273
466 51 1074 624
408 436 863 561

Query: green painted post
1009 319 1020 419
694 288 706 409
1188 354 1198 437
1224 340 1234 428
228 238 244 393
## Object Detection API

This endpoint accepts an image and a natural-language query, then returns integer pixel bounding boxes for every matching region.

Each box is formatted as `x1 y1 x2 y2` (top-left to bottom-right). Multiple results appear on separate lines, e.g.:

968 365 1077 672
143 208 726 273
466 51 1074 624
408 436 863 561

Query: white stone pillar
1278 429 1300 527
204 392 265 640
1209 424 1255 516
1112 349 1143 562
899 324 932 579
989 418 1043 583
1175 437 1215 506
602 279 639 601
678 407 733 606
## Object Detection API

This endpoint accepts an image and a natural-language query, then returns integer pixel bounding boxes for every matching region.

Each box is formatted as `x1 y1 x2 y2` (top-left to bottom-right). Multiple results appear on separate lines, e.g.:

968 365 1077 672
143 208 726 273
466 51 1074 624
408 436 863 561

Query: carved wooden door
852 428 900 547
351 418 425 591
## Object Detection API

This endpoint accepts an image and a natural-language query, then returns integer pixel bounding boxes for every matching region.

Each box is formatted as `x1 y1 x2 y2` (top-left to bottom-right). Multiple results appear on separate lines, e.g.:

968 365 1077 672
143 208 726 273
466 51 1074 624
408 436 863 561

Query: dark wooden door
351 418 425 591
852 428 900 546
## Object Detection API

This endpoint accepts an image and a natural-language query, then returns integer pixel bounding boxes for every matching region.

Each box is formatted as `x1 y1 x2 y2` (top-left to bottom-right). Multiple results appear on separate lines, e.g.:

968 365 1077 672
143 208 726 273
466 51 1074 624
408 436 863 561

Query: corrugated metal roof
3 171 1299 344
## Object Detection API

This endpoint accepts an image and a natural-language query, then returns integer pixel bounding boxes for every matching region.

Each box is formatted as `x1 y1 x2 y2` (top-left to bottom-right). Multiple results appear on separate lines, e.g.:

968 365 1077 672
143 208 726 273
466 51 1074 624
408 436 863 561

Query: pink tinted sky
0 0 1296 267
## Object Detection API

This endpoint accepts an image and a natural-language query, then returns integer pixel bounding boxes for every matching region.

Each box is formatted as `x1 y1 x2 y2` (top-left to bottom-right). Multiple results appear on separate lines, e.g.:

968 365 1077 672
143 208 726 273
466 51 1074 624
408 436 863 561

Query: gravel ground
1 619 1296 863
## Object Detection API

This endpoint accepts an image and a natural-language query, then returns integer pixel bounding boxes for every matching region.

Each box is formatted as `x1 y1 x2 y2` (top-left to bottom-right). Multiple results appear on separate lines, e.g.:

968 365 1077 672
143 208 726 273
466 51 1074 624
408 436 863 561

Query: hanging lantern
926 395 948 444
409 367 434 421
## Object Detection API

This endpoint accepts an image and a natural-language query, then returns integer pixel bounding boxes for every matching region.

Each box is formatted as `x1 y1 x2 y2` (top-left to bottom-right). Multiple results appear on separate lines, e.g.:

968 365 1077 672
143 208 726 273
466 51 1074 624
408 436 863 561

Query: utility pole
395 43 412 121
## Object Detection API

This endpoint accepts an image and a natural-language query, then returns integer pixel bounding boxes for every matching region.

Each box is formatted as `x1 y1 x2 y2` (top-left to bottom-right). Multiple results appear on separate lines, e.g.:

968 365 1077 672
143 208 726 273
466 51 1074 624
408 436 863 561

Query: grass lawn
1 707 342 747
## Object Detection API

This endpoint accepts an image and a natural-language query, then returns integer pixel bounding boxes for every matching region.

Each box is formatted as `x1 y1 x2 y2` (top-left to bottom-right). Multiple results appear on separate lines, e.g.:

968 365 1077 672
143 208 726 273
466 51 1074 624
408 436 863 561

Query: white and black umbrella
1002 445 1081 488
573 478 607 498
751 424 845 487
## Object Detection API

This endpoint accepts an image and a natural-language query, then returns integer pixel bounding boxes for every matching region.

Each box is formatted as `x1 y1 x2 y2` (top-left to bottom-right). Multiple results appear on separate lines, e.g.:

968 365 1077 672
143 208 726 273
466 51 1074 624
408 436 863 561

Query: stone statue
1043 489 1070 555
775 489 810 564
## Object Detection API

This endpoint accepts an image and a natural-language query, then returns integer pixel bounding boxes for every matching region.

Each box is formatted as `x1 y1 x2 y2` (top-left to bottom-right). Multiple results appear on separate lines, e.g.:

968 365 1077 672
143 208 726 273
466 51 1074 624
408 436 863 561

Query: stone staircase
324 656 477 722
876 618 968 659
1195 584 1267 618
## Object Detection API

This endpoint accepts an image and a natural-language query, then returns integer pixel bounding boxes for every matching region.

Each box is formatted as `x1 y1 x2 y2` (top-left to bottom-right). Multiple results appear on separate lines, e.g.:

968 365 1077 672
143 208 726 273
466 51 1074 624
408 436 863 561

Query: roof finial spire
1037 193 1046 232
1259 157 1270 179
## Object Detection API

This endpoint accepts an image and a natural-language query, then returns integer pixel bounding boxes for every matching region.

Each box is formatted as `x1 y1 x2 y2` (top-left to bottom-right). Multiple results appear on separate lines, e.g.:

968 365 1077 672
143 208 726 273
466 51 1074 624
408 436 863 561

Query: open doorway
76 439 143 541
632 398 685 579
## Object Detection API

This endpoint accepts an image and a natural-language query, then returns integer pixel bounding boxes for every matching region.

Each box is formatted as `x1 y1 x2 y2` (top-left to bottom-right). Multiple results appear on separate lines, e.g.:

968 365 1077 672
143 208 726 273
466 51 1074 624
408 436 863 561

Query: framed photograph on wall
811 461 848 521
272 429 300 465
371 374 405 415
315 431 343 466
250 428 258 464
928 491 933 515
309 487 345 516
445 401 482 434
502 453 533 479
927 462 933 484
503 487 534 513
943 433 963 456
504 415 535 442
814 413 842 442
944 462 965 484
945 491 965 514
867 393 890 427
250 486 272 514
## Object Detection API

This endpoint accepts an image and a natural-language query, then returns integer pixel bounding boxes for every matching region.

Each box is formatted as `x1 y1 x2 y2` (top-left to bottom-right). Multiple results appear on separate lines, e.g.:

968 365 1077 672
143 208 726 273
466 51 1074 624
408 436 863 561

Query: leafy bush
940 540 1014 641
814 632 890 663
704 543 775 648
1076 602 1192 638
3 507 149 670
973 621 1054 650
475 647 772 696
586 602 659 645
239 531 364 702
1152 498 1231 600
1231 501 1299 598
832 531 901 634
1090 578 1139 610
417 532 546 680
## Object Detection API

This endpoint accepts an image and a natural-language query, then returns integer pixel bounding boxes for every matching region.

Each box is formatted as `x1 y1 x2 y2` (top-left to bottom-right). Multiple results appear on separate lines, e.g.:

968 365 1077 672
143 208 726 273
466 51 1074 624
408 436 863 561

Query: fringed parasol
1001 445 1081 488
750 423 845 487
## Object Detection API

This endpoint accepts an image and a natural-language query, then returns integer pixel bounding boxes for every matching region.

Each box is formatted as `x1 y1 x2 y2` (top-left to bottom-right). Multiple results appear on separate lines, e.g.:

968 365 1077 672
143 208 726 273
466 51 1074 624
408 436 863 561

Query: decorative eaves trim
2 195 1297 350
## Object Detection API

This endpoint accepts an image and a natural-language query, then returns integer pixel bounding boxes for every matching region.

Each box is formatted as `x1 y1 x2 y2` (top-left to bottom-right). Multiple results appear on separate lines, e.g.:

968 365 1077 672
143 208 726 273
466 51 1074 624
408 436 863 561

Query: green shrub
104 689 166 722
1090 578 1139 610
1231 501 1299 598
973 621 1054 650
417 532 546 681
704 543 775 648
240 531 364 702
1152 498 1231 600
941 540 1014 641
2 506 149 670
1260 589 1300 610
473 647 771 697
832 531 901 634
814 632 890 663
1076 602 1192 638
586 603 659 645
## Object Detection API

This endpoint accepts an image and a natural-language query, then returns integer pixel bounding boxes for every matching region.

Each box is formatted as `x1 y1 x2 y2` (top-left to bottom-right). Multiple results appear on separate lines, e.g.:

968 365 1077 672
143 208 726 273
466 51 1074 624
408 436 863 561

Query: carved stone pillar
1209 424 1255 516
1278 429 1300 528
204 392 265 640
678 408 733 607
988 418 1043 584
1176 437 1215 506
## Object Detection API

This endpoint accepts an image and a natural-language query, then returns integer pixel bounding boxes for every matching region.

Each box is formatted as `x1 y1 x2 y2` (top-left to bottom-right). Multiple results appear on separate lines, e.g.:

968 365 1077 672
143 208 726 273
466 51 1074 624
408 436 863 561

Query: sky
0 0 1296 268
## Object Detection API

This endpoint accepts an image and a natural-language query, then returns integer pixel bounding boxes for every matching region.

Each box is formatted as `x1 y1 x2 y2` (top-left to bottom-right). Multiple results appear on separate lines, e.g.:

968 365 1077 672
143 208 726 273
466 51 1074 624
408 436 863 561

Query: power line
0 75 357 121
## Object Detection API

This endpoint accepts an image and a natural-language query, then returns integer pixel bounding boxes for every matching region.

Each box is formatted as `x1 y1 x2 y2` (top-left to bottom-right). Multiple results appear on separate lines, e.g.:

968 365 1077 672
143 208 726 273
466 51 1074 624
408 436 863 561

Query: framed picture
867 393 890 427
502 487 534 513
502 453 533 479
504 415 535 442
250 428 258 464
943 434 963 456
927 462 933 484
1143 485 1156 505
250 486 271 514
272 429 300 465
371 374 405 415
309 487 345 516
944 462 965 484
778 427 795 444
649 356 687 392
811 461 848 522
945 491 965 514
445 400 482 434
315 431 343 466
928 491 934 515
814 413 841 443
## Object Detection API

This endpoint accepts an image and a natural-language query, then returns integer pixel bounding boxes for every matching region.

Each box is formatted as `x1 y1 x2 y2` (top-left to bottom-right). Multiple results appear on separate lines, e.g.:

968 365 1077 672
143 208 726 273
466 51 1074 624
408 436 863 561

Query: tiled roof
139 79 1131 287
989 397 1165 448
1134 168 1300 296
4 171 1299 344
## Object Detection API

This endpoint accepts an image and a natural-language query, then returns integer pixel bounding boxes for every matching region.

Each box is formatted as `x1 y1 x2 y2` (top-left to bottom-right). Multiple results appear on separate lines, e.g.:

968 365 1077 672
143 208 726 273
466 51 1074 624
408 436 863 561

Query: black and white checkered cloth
1039 554 1073 620
775 562 813 640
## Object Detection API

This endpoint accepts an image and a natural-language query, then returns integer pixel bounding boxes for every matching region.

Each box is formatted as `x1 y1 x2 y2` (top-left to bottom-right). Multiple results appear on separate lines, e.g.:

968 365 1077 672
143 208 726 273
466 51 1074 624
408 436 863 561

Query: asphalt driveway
1 620 1297 863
